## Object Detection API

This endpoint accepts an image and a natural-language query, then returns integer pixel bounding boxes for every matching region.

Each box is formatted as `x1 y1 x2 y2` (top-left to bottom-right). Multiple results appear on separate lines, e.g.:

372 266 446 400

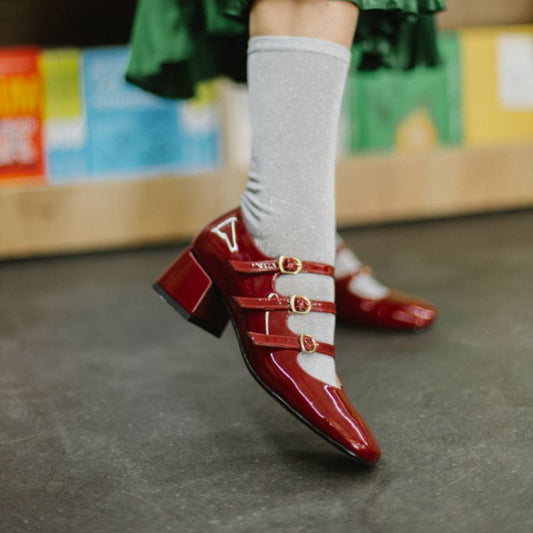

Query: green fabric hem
125 0 447 99
348 0 445 14
222 0 446 19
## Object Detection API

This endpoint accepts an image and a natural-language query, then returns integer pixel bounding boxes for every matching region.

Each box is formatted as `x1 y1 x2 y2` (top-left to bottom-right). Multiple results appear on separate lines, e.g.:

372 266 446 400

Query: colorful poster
344 33 463 154
81 46 221 180
461 25 533 146
0 47 44 181
40 49 89 182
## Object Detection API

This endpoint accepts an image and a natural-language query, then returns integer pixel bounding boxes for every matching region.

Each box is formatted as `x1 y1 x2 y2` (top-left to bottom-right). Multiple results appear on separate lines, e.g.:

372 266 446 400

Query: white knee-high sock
241 36 351 387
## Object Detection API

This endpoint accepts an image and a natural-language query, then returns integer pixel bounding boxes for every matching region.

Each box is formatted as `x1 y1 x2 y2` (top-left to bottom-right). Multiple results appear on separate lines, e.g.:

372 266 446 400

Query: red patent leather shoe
335 243 438 330
154 207 381 465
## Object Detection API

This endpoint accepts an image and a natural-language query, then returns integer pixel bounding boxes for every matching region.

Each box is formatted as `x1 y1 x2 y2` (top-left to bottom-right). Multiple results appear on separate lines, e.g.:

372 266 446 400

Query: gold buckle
290 295 311 314
279 255 302 275
299 334 317 354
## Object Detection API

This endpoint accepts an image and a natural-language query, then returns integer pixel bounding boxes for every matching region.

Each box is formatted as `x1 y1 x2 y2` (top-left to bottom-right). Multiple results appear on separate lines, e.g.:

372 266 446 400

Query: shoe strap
230 255 334 277
248 332 335 357
235 295 336 315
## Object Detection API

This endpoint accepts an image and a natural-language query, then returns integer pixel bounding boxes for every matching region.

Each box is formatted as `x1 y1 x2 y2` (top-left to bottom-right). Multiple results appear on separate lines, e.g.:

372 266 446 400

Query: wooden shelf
0 1 532 258
335 142 533 225
2 142 532 259
439 0 533 30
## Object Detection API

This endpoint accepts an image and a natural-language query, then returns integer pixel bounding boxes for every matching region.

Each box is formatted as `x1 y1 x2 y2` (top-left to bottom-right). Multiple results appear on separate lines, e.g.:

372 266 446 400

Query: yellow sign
39 49 82 120
461 25 533 146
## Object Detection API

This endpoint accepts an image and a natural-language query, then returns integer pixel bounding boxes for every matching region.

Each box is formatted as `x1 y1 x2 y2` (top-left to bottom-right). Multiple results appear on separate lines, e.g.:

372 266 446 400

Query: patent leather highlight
336 274 438 330
155 207 381 465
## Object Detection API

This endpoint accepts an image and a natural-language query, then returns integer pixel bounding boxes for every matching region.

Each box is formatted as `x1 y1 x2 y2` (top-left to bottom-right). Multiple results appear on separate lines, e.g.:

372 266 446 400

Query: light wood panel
2 143 532 259
0 170 234 258
439 0 533 30
335 142 533 225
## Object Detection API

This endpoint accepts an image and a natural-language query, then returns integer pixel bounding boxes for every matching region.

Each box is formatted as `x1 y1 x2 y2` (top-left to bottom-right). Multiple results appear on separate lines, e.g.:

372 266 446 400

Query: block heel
153 247 230 337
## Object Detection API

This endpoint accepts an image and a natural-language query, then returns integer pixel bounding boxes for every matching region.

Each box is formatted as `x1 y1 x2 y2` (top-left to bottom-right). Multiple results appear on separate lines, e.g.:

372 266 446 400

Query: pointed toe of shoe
322 386 381 465
262 357 381 464
251 348 381 464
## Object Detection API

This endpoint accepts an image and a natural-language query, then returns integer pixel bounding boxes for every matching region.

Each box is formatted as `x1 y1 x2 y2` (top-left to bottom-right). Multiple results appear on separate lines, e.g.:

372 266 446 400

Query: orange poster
0 47 44 181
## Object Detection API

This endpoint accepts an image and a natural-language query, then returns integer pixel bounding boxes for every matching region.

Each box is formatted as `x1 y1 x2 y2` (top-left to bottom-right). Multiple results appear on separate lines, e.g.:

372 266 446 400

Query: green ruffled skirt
126 0 446 99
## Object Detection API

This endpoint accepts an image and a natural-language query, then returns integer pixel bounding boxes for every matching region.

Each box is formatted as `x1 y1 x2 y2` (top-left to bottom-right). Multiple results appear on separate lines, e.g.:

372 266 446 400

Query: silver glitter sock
241 36 351 387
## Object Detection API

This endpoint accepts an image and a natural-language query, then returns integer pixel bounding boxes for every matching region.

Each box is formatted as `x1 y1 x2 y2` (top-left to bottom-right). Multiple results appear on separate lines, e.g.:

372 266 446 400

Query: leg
155 0 381 464
241 1 358 387
250 0 359 48
250 0 437 332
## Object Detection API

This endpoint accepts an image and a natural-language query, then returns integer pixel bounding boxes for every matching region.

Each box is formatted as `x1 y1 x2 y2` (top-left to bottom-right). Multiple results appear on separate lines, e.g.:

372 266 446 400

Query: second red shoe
154 207 381 465
335 242 438 330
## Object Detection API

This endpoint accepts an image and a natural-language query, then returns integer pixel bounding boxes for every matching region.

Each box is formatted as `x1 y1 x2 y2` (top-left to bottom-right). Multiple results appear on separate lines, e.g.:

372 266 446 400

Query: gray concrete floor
1 210 532 533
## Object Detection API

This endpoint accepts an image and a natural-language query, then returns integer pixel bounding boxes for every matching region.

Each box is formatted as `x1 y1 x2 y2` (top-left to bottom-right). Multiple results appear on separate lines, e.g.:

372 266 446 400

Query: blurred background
0 0 532 258
1 3 533 531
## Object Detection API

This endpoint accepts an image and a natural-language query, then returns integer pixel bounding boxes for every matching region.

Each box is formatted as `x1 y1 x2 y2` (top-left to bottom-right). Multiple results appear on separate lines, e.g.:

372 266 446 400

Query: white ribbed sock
241 36 351 388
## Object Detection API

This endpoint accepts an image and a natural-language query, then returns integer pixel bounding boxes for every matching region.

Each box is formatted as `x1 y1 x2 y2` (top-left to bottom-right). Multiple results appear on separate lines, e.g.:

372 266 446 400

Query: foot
155 208 381 464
